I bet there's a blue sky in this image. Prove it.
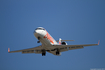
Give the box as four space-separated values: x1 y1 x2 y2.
0 0 105 70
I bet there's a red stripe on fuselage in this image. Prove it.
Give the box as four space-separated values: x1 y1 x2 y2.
43 31 54 44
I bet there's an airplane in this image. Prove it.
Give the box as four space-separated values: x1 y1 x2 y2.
8 27 100 56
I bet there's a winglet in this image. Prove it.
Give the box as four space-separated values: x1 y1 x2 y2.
8 48 10 53
98 40 100 45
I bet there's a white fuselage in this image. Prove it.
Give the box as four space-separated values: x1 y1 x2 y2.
33 27 60 55
33 28 58 47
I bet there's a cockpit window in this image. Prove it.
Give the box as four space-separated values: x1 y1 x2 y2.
35 28 45 30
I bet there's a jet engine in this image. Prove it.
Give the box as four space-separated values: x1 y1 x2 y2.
61 42 67 45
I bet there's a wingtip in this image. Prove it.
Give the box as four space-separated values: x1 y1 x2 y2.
8 48 10 53
98 40 100 45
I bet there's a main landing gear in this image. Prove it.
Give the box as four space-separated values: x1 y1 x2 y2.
56 49 60 55
42 50 46 56
56 51 60 55
42 53 46 56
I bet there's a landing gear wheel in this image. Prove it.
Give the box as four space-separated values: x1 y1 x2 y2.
56 51 59 55
37 37 40 43
42 50 46 56
37 41 40 43
42 53 46 56
38 37 40 40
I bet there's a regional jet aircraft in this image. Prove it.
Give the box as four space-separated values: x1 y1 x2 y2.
8 27 100 56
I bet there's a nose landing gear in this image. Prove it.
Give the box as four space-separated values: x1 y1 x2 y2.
37 37 40 43
37 41 40 43
38 37 40 40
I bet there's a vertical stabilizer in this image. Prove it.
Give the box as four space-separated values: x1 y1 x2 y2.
59 38 62 45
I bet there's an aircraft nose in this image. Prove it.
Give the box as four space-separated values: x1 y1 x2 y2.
33 30 40 34
35 30 38 33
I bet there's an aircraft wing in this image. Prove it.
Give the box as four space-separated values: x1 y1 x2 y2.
8 45 44 54
46 43 99 55
53 40 100 52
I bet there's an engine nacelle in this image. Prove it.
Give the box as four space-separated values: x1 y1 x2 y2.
61 42 67 45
